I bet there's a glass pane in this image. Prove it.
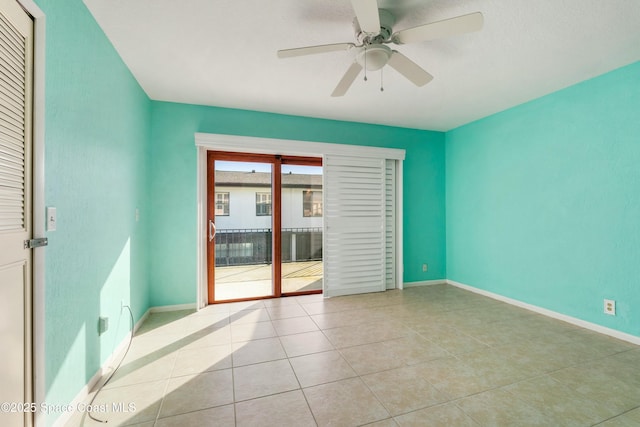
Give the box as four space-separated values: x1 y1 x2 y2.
214 160 273 300
281 164 323 294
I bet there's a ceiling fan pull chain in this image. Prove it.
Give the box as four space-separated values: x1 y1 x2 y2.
380 67 384 92
364 46 368 82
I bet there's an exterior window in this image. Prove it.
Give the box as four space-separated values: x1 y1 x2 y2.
256 192 272 216
303 190 322 217
215 192 229 216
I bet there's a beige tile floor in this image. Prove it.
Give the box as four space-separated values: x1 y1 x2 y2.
66 284 640 427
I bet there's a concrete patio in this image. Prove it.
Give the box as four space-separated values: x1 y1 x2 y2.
215 261 323 300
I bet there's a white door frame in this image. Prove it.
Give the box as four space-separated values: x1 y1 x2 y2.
195 133 405 308
15 1 46 426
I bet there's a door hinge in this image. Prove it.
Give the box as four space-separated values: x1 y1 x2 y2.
24 238 48 249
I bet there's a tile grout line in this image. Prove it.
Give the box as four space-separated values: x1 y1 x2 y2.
280 328 320 427
90 286 640 427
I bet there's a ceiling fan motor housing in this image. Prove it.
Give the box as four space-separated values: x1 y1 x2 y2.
353 9 395 44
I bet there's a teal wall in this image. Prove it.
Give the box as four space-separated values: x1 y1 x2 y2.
446 61 640 336
35 0 151 424
149 102 446 306
32 0 639 423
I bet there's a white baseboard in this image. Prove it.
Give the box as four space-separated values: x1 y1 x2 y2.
51 366 106 427
53 281 640 426
150 303 197 313
447 279 640 346
403 279 447 288
51 306 150 427
133 307 150 333
51 320 138 427
53 303 196 425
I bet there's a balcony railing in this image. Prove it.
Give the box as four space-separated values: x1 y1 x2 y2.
214 228 323 266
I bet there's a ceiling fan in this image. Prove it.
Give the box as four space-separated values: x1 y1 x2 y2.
277 0 483 97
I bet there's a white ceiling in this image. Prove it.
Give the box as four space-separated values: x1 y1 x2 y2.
84 0 640 131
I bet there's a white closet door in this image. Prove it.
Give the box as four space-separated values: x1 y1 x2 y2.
323 155 385 297
0 1 33 426
385 159 396 289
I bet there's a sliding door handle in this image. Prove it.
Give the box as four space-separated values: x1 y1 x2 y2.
209 220 216 241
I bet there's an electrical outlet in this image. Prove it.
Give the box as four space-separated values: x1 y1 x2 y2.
422 263 428 272
98 316 109 335
604 299 616 316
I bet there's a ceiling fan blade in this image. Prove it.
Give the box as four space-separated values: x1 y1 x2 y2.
278 43 355 58
387 51 433 87
393 12 483 45
331 62 363 97
351 0 380 34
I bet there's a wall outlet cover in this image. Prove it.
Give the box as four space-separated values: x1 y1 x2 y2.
604 299 616 316
98 316 109 335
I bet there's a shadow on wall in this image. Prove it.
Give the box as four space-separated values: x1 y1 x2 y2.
45 229 146 422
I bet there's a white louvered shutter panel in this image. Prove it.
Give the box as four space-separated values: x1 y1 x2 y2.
0 2 33 423
385 159 396 289
0 9 26 232
323 155 385 297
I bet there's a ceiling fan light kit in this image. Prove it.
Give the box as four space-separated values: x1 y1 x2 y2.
357 44 391 71
277 0 483 97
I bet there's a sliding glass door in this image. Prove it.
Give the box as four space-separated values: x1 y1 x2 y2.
207 152 323 303
211 158 274 301
281 162 323 294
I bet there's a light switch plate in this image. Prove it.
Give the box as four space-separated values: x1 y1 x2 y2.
46 207 57 231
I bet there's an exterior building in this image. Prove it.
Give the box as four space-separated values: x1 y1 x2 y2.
213 171 323 265
213 170 323 230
